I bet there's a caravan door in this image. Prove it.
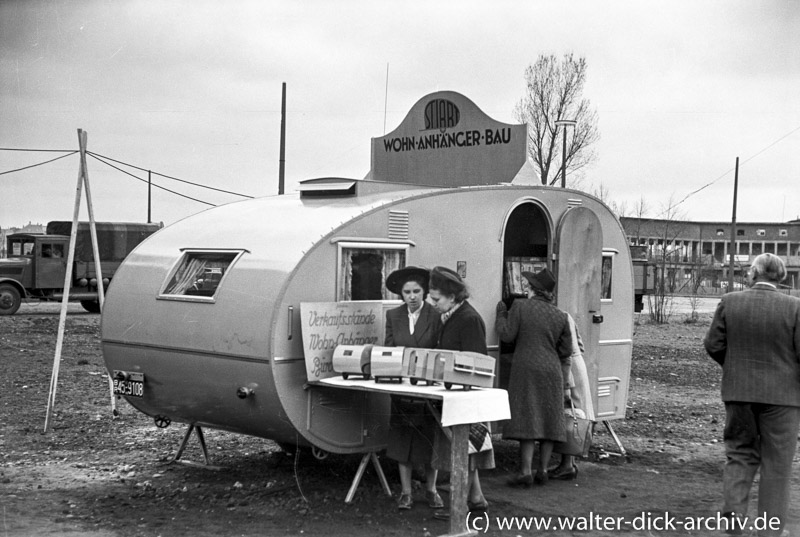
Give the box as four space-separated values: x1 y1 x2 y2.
555 206 603 411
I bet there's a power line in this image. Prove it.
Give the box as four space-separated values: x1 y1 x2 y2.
88 153 216 207
87 151 254 198
0 146 252 207
660 124 800 217
0 147 75 152
1 146 255 200
0 151 78 176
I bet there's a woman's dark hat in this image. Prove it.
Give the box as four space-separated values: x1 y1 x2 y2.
522 268 556 293
386 266 430 295
430 266 465 291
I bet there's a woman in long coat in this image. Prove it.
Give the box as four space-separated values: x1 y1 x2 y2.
383 266 443 511
495 268 572 485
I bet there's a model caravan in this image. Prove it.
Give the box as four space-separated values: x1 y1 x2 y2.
101 91 634 456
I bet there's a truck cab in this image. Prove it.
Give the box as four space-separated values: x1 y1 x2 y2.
0 234 70 315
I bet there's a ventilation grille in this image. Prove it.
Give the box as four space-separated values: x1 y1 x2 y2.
567 198 583 207
388 210 409 240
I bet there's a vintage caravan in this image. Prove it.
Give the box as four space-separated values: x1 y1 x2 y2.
102 91 634 457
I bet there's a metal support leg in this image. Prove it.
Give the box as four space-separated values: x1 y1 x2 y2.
345 452 392 503
167 424 222 470
601 420 628 458
370 452 393 498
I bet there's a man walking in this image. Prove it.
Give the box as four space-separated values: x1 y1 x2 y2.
704 253 800 536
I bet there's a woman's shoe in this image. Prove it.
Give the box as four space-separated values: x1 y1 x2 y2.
550 464 578 481
534 470 548 485
397 493 413 510
468 499 489 512
425 490 444 509
506 473 534 488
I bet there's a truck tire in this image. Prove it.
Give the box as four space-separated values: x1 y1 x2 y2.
80 300 101 313
0 284 21 315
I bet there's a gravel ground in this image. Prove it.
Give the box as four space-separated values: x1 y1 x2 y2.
2 304 799 537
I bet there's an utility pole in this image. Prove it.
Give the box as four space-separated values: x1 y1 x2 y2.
147 170 152 223
279 82 286 195
554 119 576 188
727 157 739 292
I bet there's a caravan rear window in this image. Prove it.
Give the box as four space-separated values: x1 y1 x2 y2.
160 250 244 301
337 243 408 301
601 251 615 301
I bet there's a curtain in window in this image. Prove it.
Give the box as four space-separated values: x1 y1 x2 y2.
601 256 613 299
165 258 208 295
340 248 405 301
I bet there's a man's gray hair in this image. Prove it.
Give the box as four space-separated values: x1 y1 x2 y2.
750 253 787 283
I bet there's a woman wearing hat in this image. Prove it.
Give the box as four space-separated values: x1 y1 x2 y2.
428 266 493 517
384 266 444 511
495 268 573 486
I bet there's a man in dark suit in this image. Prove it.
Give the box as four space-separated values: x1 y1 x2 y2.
704 253 800 537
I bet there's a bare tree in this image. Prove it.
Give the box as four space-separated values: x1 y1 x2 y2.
646 196 687 324
514 53 600 187
592 181 628 217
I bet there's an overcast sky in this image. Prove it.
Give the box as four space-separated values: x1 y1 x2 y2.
2 0 799 229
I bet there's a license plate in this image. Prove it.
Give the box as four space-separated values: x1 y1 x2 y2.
113 371 144 398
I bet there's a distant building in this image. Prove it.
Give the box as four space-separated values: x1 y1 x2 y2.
620 217 800 291
0 222 45 257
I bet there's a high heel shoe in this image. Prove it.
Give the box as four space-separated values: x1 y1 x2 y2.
505 473 534 488
468 499 489 512
550 464 579 481
534 470 548 485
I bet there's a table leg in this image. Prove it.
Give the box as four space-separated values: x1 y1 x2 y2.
440 424 477 537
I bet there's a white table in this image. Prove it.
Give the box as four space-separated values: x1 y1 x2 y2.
315 377 510 537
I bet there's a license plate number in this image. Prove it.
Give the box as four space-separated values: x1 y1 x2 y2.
113 371 144 398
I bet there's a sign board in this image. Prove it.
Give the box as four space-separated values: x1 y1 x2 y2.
370 91 529 187
300 302 384 382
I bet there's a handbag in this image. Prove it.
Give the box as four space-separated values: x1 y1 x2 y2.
467 422 493 454
553 398 592 457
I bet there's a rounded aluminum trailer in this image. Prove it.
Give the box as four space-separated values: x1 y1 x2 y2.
102 183 634 454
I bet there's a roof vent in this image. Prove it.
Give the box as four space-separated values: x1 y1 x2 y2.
388 210 409 240
298 178 357 197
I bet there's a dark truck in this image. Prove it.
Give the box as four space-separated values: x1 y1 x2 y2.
0 221 161 315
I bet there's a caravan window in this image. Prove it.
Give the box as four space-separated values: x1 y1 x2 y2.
159 250 244 301
337 243 408 301
601 251 615 301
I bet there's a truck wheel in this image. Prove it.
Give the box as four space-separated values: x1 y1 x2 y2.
80 300 101 313
0 284 21 315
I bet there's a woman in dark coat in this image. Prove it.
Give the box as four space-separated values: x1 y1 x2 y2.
383 266 443 511
495 268 572 486
428 266 493 518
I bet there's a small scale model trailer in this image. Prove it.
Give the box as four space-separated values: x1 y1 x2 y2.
428 350 496 391
332 344 373 380
368 346 405 383
102 91 634 457
403 348 435 386
0 221 161 315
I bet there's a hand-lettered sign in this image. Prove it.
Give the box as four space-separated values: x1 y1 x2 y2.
300 302 384 381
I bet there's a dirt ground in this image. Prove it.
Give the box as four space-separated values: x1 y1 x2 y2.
2 302 799 537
